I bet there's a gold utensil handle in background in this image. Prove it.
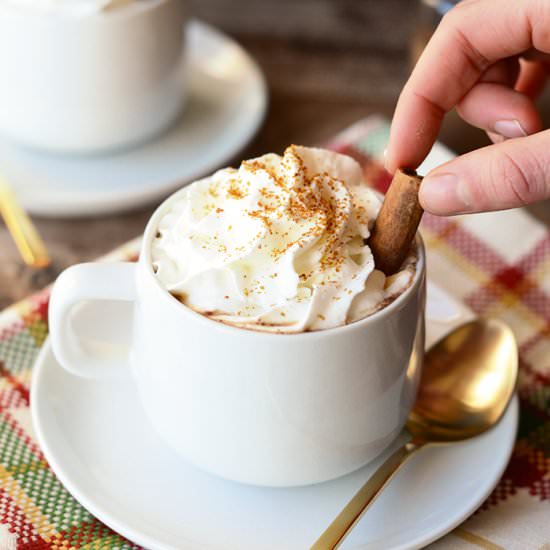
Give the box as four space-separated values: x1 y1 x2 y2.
0 178 51 268
310 442 419 550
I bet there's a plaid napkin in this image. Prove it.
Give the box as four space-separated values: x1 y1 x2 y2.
1 117 549 550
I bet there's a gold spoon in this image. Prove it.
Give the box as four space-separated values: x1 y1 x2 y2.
311 318 518 550
0 177 51 269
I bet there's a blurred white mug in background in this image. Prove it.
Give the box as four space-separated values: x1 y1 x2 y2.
0 0 187 154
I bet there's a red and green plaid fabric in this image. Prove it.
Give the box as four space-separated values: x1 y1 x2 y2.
1 118 550 549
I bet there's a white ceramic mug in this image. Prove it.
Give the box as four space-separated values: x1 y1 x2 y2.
0 0 186 153
49 189 426 487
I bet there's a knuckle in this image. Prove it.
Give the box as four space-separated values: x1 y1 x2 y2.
488 148 543 207
439 7 490 75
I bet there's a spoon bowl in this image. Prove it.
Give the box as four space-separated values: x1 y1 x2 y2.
408 318 518 442
312 318 518 550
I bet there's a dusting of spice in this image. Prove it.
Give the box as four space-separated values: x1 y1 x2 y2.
152 145 417 333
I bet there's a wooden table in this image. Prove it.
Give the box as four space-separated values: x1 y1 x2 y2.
1 0 549 308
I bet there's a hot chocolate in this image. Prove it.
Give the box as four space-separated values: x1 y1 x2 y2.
152 146 416 333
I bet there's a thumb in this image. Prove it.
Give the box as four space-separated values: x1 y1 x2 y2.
419 130 550 215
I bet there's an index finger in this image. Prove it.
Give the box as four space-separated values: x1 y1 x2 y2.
386 0 544 173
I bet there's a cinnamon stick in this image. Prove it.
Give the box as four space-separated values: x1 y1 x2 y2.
368 168 424 276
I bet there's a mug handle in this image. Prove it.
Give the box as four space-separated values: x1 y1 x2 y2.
48 262 136 379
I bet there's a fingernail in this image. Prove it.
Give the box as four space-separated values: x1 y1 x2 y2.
493 119 528 139
419 173 472 215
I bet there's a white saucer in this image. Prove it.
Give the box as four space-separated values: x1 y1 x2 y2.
1 20 267 218
30 284 518 550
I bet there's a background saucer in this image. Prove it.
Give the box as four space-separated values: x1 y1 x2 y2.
0 20 267 218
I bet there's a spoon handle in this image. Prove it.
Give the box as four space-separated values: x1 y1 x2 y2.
0 178 51 268
310 441 420 550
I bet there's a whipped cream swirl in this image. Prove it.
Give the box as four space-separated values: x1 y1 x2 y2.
152 146 415 333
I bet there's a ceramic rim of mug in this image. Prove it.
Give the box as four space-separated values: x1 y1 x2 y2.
141 185 426 340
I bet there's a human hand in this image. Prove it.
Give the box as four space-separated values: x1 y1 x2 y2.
386 0 550 215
